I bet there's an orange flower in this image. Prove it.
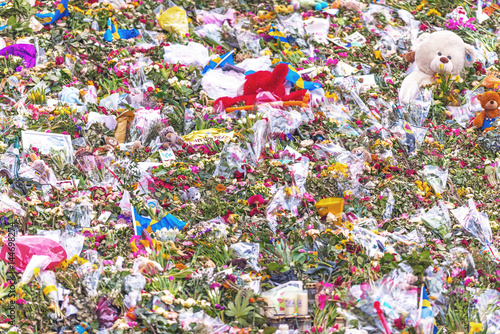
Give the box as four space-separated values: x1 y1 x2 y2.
175 263 187 270
215 184 226 192
249 297 255 303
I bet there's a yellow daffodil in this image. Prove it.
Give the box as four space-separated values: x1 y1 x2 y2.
469 322 483 333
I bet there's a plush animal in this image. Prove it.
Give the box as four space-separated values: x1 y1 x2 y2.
74 322 89 334
214 63 307 110
472 91 500 132
332 0 366 11
159 126 184 149
352 147 372 163
399 31 476 104
180 187 201 202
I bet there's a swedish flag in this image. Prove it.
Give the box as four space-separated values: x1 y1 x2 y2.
36 0 69 25
419 285 438 334
202 50 234 75
133 207 187 235
280 62 322 91
268 24 288 43
104 18 139 42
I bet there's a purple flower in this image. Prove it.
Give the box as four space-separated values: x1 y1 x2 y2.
210 283 221 290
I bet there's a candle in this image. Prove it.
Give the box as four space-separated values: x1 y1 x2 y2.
284 292 296 315
297 292 309 315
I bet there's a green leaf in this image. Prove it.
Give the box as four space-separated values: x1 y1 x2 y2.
267 262 281 272
382 253 393 262
420 249 430 259
263 328 277 334
7 16 16 26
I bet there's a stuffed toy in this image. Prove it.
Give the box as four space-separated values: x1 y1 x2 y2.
399 31 475 104
74 322 89 334
472 91 500 132
214 63 307 110
352 147 372 163
159 126 184 149
332 0 366 11
180 187 201 202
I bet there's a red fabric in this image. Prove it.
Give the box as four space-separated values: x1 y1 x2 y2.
214 63 307 110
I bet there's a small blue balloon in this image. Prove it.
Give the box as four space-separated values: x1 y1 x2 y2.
315 3 322 10
321 2 328 8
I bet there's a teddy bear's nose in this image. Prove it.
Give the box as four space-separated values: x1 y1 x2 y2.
440 57 449 64
490 101 495 105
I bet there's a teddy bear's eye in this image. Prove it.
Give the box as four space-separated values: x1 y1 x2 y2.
447 56 451 60
438 52 442 56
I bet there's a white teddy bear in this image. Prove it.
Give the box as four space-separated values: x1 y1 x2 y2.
399 30 476 104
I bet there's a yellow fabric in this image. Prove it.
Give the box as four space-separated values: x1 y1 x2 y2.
57 3 66 13
43 285 57 296
421 300 431 308
182 128 235 144
158 6 188 36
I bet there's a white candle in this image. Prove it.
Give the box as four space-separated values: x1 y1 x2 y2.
284 292 296 315
297 292 309 315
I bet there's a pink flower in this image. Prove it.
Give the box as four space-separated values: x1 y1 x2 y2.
338 52 348 57
350 266 357 274
16 299 27 305
317 294 328 310
190 165 199 173
248 194 264 207
326 58 339 66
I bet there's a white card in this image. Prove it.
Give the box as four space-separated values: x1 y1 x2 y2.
159 149 176 162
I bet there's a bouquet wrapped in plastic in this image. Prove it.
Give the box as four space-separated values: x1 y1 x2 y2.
452 199 500 262
342 263 419 334
37 270 64 318
421 201 452 240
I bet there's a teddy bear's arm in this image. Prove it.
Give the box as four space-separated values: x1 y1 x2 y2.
399 69 435 104
472 111 486 128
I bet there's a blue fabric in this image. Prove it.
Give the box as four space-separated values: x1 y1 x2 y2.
133 206 186 235
36 0 69 25
482 117 498 130
279 62 322 90
202 51 234 75
104 18 139 42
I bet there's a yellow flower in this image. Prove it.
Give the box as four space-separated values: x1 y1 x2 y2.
469 322 483 333
447 276 452 284
373 50 383 61
48 116 55 121
335 244 343 250
426 8 441 16
345 222 354 230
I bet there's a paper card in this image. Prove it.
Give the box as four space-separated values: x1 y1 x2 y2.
159 149 176 162
21 130 74 162
345 32 367 45
97 211 112 223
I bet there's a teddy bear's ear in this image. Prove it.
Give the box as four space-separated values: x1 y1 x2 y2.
411 33 431 52
464 44 476 67
477 94 483 102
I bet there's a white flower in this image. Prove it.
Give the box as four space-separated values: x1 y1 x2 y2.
161 291 175 304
